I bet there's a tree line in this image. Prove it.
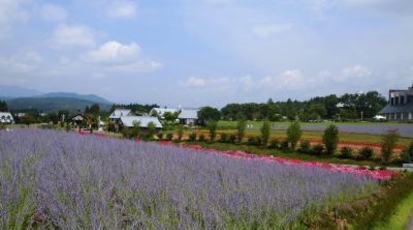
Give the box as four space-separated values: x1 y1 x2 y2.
199 91 387 124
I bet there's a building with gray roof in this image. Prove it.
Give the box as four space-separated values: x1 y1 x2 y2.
178 109 199 125
379 84 413 121
120 116 163 129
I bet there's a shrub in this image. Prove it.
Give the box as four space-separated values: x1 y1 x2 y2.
280 140 289 151
188 132 197 142
322 124 339 156
298 140 312 154
269 139 280 149
401 141 413 163
166 133 173 141
312 144 324 156
247 136 262 146
247 136 256 145
286 121 302 150
358 147 374 160
198 134 205 142
219 133 228 142
177 126 184 141
260 120 271 147
156 132 164 141
229 134 237 143
208 121 218 141
236 119 247 143
255 136 263 146
338 146 353 159
380 129 399 165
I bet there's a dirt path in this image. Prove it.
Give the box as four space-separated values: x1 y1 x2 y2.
407 219 413 230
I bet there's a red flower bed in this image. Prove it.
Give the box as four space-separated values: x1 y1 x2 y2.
174 143 400 181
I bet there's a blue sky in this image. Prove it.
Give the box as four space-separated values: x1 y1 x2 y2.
0 0 412 108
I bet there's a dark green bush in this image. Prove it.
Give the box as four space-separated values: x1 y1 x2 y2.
219 133 228 142
229 134 237 143
312 144 324 156
188 132 197 142
338 146 353 159
322 124 339 155
298 140 311 154
198 134 205 142
358 147 374 160
268 139 280 149
280 140 289 151
156 133 164 141
166 133 173 141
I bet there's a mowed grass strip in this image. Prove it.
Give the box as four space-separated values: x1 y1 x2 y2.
373 190 413 230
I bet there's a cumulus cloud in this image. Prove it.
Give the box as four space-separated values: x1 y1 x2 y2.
52 24 95 48
252 24 292 38
107 0 137 19
39 4 67 22
83 41 141 64
82 41 161 72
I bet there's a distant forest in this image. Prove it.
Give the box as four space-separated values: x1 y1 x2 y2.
1 90 387 123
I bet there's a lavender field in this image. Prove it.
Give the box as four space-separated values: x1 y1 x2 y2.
0 130 378 229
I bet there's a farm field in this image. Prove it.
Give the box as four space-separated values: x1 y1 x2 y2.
0 129 402 229
217 121 413 138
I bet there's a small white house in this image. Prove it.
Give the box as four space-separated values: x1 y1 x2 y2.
120 116 163 130
178 109 199 125
0 112 14 124
109 109 132 121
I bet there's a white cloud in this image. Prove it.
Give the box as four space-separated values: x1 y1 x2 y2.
83 41 141 64
107 0 137 19
252 24 292 38
0 0 29 35
39 4 67 22
0 52 42 73
337 65 373 81
82 41 161 72
52 24 95 48
180 76 232 88
181 76 206 87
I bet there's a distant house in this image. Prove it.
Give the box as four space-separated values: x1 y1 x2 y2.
379 84 413 121
149 108 179 118
120 116 163 131
0 112 14 124
178 109 199 125
109 109 132 122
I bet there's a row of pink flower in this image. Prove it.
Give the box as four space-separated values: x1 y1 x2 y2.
162 142 400 181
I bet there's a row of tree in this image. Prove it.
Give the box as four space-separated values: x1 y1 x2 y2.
198 91 387 124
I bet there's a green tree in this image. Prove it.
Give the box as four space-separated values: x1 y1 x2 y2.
380 129 399 164
236 119 247 143
208 120 218 141
177 125 184 141
198 106 220 126
146 121 157 140
260 120 271 146
322 124 339 155
0 100 8 111
287 121 302 150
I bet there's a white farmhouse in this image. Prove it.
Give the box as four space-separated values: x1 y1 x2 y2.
0 112 14 124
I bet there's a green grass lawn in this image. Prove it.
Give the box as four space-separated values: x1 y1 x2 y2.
373 190 413 230
194 128 412 147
